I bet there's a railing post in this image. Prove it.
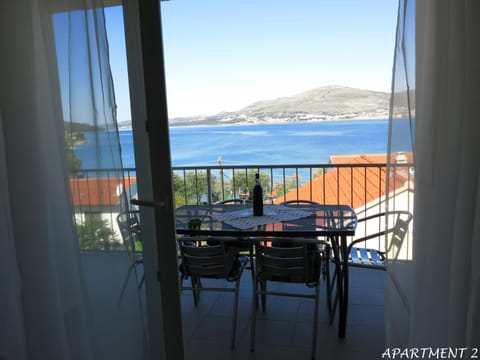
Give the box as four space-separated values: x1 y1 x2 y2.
206 168 212 204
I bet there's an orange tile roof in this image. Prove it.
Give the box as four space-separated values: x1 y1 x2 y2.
70 177 136 207
277 153 413 209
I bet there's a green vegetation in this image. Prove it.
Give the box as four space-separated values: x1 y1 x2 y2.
76 218 121 250
64 121 104 133
173 171 216 206
171 169 304 206
264 174 305 199
64 121 103 176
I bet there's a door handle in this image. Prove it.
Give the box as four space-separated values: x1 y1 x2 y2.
130 198 166 208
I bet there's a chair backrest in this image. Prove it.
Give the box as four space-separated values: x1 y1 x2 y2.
279 200 320 206
385 210 413 261
348 210 413 266
215 199 244 204
117 211 141 252
178 236 240 279
255 238 322 286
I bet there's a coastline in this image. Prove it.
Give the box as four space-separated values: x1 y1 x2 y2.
117 116 388 130
118 117 388 131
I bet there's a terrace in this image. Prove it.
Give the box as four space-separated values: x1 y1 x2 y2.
75 157 413 359
83 250 386 360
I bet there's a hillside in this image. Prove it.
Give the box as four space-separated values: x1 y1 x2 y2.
169 85 390 126
242 85 389 115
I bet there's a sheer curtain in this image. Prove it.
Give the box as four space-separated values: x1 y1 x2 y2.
0 1 142 359
386 0 480 347
385 0 416 346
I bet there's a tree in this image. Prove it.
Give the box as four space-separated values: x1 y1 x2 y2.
272 174 301 198
64 121 101 177
172 170 217 206
76 217 121 250
64 126 84 176
226 170 271 200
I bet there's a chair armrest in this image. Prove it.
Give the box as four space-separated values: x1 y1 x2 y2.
347 229 387 251
356 212 387 224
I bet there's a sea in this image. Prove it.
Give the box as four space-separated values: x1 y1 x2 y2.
75 119 396 169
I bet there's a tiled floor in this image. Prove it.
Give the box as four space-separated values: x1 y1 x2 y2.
82 252 386 360
180 264 386 360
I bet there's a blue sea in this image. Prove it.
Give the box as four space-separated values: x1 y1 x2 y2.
76 119 395 169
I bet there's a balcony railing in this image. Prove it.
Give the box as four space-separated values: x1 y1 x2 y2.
71 162 414 252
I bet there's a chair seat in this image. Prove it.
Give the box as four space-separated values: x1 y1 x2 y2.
251 237 325 360
179 254 248 281
349 247 385 270
178 236 248 350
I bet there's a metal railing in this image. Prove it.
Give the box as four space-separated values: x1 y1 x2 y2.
71 162 414 252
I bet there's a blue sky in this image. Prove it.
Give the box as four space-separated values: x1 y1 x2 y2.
106 1 398 121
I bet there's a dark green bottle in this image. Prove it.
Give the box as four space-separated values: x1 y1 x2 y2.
253 173 263 216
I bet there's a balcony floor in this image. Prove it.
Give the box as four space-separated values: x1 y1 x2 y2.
82 251 385 360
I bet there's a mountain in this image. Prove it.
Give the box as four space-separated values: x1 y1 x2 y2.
168 85 390 126
242 85 389 115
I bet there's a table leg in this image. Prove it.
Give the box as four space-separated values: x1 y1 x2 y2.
339 235 349 338
330 234 349 338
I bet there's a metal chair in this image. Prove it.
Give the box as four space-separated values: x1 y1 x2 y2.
250 237 327 360
214 199 256 286
326 210 413 322
214 198 244 205
279 199 321 206
178 236 248 350
117 211 144 306
278 200 330 279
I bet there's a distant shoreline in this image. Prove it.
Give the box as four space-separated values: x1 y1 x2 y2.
119 116 394 130
117 117 389 131
118 117 388 131
170 116 388 128
117 85 395 129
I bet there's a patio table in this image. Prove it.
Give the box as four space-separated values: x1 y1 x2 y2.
175 203 357 338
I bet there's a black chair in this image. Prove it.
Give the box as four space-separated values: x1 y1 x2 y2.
250 237 327 360
117 211 144 306
278 200 330 278
214 198 244 205
178 236 248 350
214 199 256 285
279 199 321 206
326 210 413 322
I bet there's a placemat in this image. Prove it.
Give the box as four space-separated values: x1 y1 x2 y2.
209 204 314 230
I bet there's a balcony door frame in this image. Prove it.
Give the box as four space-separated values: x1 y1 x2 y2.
123 1 183 359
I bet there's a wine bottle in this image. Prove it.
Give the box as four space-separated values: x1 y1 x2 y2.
253 173 263 216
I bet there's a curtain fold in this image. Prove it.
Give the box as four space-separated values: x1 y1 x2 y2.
0 112 27 360
385 0 416 346
412 0 480 347
0 1 139 359
0 1 94 358
386 0 480 347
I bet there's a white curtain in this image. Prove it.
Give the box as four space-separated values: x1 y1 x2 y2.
0 1 136 359
385 0 416 345
386 0 480 347
0 1 93 358
412 0 480 346
0 112 28 360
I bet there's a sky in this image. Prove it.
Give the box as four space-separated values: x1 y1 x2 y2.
106 1 399 121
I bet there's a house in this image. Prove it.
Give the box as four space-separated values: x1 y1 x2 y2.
70 176 137 213
278 152 413 212
278 152 414 255
70 176 137 238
